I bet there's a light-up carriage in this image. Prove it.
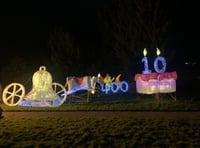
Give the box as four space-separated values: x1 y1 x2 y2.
2 66 67 107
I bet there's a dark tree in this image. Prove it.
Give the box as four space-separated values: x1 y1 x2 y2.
0 56 30 87
97 0 175 72
48 27 81 80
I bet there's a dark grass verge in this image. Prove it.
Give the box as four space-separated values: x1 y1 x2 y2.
0 93 200 112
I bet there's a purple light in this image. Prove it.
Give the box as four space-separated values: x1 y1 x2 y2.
136 79 176 94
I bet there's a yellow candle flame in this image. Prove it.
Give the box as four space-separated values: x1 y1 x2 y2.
143 48 147 56
156 48 160 56
98 73 101 78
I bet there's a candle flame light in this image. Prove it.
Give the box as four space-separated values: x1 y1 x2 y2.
143 48 147 56
98 73 101 78
156 48 160 56
154 48 166 73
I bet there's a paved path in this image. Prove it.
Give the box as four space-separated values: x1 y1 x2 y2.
2 111 200 119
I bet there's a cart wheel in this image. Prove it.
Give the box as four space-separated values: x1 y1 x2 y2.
48 82 67 107
2 83 25 106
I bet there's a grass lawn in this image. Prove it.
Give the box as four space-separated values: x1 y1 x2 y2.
0 93 200 147
1 93 200 112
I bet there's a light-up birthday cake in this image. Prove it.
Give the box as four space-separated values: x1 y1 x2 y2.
134 72 177 94
134 48 178 94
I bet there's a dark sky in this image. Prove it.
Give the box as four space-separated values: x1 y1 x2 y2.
0 1 103 62
0 1 199 64
173 1 200 60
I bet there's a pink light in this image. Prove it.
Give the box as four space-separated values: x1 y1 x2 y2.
135 79 176 94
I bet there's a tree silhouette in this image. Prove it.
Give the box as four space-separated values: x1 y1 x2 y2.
97 0 175 72
0 56 30 87
48 27 81 80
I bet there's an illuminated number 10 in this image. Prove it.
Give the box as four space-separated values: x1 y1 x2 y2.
142 48 166 74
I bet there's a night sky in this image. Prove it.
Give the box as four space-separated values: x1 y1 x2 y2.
0 1 199 66
173 1 200 61
0 1 102 62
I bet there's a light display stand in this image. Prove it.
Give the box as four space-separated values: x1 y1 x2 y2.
135 48 177 101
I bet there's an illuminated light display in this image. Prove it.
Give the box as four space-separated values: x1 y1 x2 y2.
25 66 58 101
101 81 129 94
101 85 109 94
159 79 176 93
99 73 129 94
65 75 100 95
110 82 119 93
2 66 67 107
120 81 129 93
135 48 178 94
135 72 177 94
103 73 115 87
19 66 67 107
115 74 121 86
154 48 166 73
2 67 103 107
142 48 166 73
142 48 152 74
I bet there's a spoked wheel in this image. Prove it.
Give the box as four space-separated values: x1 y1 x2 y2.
2 83 25 106
47 82 67 107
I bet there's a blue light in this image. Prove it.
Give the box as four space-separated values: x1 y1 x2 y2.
101 81 129 94
111 82 119 93
142 57 152 74
154 56 166 73
120 81 129 93
101 85 110 94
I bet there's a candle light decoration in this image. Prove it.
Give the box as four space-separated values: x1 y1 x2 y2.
134 48 177 94
142 48 152 74
154 48 166 73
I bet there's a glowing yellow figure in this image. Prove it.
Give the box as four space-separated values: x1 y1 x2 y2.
103 73 115 87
